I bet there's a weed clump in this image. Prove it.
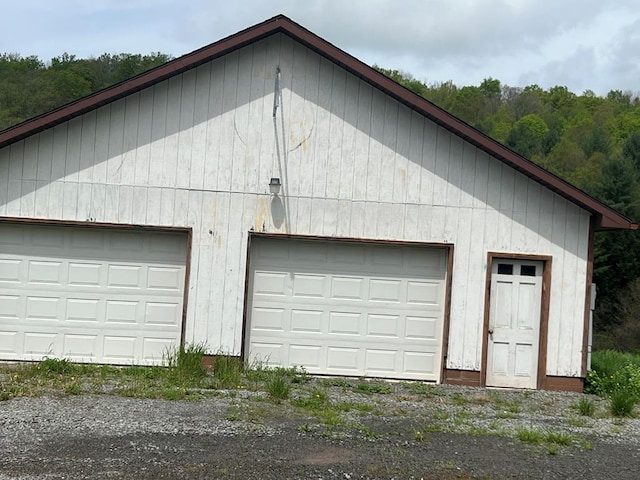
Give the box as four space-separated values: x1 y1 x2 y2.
166 343 208 381
575 397 596 417
265 369 291 402
38 357 75 376
211 355 242 389
610 389 635 417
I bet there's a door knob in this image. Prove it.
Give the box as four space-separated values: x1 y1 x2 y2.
488 329 494 336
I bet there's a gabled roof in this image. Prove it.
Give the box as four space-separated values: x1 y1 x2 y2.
0 15 635 230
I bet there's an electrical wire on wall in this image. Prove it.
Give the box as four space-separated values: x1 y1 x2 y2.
272 65 292 233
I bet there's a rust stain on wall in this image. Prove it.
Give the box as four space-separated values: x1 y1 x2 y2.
254 195 270 232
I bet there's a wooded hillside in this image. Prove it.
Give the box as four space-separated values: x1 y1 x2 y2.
0 53 638 349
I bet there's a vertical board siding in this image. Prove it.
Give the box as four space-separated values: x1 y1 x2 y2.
0 33 590 377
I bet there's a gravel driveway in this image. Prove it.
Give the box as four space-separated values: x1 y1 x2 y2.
1 383 639 479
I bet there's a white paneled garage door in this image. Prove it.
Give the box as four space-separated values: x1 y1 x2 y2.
0 223 188 365
246 237 448 381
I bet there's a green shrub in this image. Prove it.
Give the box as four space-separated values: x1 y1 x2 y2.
586 350 640 398
610 389 636 417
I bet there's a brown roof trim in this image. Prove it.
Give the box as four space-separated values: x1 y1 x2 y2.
0 15 635 230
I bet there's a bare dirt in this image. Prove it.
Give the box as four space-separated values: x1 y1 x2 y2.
1 384 639 479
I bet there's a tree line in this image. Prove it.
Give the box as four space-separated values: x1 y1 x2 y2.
0 52 170 129
0 53 638 349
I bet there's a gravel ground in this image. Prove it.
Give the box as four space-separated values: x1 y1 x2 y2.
1 383 640 479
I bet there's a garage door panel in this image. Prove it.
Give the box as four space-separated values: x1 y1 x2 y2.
369 279 402 302
407 281 442 305
0 224 187 365
366 314 400 338
0 225 25 246
31 227 65 248
0 331 19 354
68 263 102 286
63 334 98 358
66 298 100 322
290 309 323 333
329 245 366 265
292 274 325 298
0 294 21 319
26 296 61 320
292 242 328 263
328 312 361 335
247 239 447 381
405 248 444 270
404 351 436 375
252 307 286 331
102 336 136 361
330 276 363 300
253 271 287 296
405 316 438 339
142 337 175 362
0 259 21 281
144 302 182 326
28 260 63 284
249 342 284 367
327 347 359 371
105 299 139 324
147 266 183 291
110 232 144 253
289 345 322 368
70 229 105 250
107 265 142 288
23 332 60 356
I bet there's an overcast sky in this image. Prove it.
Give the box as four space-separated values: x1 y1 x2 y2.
2 0 639 97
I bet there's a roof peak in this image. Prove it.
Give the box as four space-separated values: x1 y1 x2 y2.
0 15 634 230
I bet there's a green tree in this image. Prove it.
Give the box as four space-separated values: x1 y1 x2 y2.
505 113 549 158
623 132 640 171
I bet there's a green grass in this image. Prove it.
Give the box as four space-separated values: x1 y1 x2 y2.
405 382 434 395
38 357 75 375
352 381 393 395
210 354 243 389
265 369 291 402
574 397 596 416
516 427 574 453
166 343 208 381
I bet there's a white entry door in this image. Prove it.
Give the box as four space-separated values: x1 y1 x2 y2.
486 259 543 389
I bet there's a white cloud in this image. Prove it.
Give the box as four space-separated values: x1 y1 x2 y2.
1 0 639 95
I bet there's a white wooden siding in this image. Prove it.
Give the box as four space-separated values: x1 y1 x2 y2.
0 34 590 376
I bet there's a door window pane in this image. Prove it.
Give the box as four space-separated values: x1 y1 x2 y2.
520 265 536 276
497 264 513 275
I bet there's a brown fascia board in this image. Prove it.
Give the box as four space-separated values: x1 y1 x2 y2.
0 15 636 231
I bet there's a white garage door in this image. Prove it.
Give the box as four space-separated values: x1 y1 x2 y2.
246 238 448 381
0 223 188 365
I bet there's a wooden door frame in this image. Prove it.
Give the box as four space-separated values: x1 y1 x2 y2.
480 252 552 389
